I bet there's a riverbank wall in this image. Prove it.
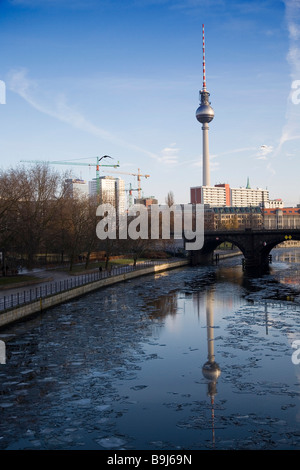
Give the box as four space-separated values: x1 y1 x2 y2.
0 260 189 328
216 250 242 260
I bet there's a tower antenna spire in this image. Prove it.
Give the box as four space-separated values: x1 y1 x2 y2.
202 23 206 90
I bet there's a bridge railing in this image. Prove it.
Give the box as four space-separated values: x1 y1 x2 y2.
204 227 300 233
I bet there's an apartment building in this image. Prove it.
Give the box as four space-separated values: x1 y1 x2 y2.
191 182 269 207
89 176 126 213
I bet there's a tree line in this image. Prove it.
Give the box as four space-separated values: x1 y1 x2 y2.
0 164 175 274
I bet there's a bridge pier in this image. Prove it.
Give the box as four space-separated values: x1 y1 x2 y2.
242 254 270 270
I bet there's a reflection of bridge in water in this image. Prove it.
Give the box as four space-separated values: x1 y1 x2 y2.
273 250 300 264
190 229 300 269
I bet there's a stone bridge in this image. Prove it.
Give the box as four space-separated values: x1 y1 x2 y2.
190 228 300 269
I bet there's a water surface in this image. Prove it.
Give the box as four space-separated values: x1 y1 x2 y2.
0 249 299 450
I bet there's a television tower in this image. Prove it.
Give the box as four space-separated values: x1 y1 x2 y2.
196 24 214 186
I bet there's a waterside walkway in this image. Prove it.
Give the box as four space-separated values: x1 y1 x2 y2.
0 259 189 328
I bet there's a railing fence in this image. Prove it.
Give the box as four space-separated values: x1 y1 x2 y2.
0 260 171 313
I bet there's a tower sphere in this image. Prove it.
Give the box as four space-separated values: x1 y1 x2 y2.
202 361 221 381
196 102 214 124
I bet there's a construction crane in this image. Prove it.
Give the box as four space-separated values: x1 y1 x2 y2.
125 183 139 207
101 168 150 199
20 156 120 197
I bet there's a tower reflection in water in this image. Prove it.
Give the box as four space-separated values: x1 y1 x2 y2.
147 283 222 445
202 291 221 445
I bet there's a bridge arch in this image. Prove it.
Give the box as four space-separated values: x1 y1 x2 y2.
200 236 245 256
190 233 246 266
190 229 300 269
260 235 300 259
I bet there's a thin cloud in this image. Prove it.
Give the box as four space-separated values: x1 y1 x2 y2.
288 22 300 40
7 68 158 161
159 143 180 165
256 144 273 160
192 144 276 177
191 146 257 168
273 0 300 156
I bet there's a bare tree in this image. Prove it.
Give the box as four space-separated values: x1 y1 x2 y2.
14 164 68 268
0 167 30 245
165 191 175 207
82 194 100 269
0 167 33 274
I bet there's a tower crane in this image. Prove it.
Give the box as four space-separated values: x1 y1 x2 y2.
125 183 139 207
101 168 150 199
20 156 120 197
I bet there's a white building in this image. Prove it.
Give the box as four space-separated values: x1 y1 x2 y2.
264 199 284 209
64 179 89 199
191 181 270 208
230 187 269 207
89 176 125 213
191 185 228 206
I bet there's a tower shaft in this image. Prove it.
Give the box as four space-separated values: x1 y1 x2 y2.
202 122 210 186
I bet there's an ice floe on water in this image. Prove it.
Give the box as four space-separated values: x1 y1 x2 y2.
0 249 299 449
96 437 127 448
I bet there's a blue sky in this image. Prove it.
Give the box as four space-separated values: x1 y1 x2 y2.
0 0 299 205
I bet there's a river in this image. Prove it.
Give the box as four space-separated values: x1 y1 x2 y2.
0 248 299 450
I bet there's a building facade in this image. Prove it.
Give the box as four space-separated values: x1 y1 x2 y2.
231 187 269 207
135 197 158 208
64 179 89 199
191 185 229 206
264 199 284 209
89 176 126 213
204 206 263 230
191 182 270 208
202 206 300 231
263 207 300 229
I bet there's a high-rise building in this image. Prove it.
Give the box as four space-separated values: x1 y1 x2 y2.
64 179 89 199
190 181 270 207
230 186 269 207
190 185 229 206
89 176 125 213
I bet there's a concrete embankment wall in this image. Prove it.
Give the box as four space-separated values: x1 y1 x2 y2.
0 260 188 328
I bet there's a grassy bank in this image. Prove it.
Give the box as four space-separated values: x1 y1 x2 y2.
0 275 40 288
